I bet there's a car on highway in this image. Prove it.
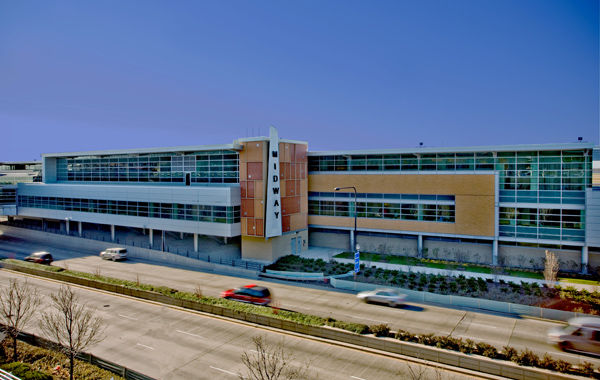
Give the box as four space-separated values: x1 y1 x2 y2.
100 247 128 261
220 284 272 306
548 317 600 355
356 288 406 307
24 251 54 265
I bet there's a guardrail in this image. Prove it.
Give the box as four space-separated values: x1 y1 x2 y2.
0 368 20 380
1 328 153 380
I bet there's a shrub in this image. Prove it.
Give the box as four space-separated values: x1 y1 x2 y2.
459 339 475 354
370 324 390 337
0 363 52 380
416 333 435 346
554 360 572 373
579 362 595 377
538 353 557 371
502 346 519 362
434 336 462 351
395 330 417 342
327 320 370 334
516 349 539 367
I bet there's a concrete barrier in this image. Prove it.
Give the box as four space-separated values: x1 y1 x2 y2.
0 261 586 380
330 277 583 322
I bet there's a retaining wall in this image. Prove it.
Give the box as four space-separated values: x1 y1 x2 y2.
0 225 259 278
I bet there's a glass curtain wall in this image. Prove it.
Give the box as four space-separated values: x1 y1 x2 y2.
56 150 239 184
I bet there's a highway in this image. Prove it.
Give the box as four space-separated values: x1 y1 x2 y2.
0 270 483 380
1 231 599 369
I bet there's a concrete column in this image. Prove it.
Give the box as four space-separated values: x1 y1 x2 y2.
78 221 82 237
350 230 355 252
42 219 46 231
492 239 498 266
582 246 589 274
224 237 228 244
180 231 184 240
193 233 198 252
149 229 153 248
417 235 423 257
110 224 115 242
65 220 70 235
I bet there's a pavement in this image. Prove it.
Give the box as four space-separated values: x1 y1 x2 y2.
1 270 484 380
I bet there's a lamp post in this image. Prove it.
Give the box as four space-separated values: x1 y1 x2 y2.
334 186 359 278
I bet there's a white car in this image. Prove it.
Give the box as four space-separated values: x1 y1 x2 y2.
357 288 407 307
100 247 128 261
548 317 600 355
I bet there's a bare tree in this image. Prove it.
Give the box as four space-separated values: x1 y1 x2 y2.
239 335 312 380
40 285 105 380
544 250 560 286
0 278 41 361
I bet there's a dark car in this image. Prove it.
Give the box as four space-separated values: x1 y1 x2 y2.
220 284 272 306
24 251 53 265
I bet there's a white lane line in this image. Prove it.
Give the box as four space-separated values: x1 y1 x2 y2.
351 376 367 380
136 343 154 350
176 329 204 339
469 322 497 329
209 366 237 376
118 314 138 320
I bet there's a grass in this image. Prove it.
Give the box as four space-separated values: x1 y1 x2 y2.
559 278 600 286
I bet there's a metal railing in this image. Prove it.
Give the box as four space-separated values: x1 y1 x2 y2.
2 221 264 272
0 368 20 380
13 329 154 380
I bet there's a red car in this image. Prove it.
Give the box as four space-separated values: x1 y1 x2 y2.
24 251 54 265
220 284 272 306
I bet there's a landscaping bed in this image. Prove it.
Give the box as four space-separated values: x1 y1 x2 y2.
0 339 125 380
267 255 600 314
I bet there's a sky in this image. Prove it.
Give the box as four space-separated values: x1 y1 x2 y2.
1 0 598 161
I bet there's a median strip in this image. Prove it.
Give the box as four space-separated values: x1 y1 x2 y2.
0 259 593 380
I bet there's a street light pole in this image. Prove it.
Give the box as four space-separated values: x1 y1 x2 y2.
334 186 359 279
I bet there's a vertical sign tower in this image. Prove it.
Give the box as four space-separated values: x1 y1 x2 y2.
265 126 282 238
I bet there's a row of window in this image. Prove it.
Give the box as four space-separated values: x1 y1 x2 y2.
309 150 592 193
0 188 16 205
499 207 585 242
308 200 456 223
18 195 240 224
56 151 239 184
308 192 455 201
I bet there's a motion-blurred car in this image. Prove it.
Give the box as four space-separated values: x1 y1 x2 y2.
548 317 600 355
357 288 406 307
220 284 272 306
100 247 128 261
24 251 53 265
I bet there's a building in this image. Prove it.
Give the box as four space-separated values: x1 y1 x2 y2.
0 161 42 215
4 128 600 272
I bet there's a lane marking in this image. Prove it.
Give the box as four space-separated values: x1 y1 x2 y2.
209 366 237 376
176 329 204 339
351 376 367 380
119 314 138 320
469 322 497 329
136 343 154 350
341 314 401 324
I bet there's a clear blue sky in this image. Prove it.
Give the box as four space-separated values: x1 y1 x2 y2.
1 0 598 161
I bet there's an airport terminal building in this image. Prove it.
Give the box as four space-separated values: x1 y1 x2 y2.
4 128 600 272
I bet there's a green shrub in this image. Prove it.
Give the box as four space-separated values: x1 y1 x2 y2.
327 320 370 334
459 339 475 353
394 330 416 342
369 324 390 337
1 362 52 380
